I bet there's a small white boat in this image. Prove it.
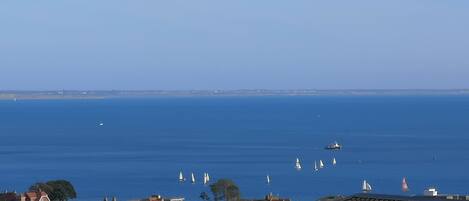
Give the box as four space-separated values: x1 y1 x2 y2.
424 187 438 196
314 161 319 171
325 141 342 150
319 160 324 169
332 157 337 166
99 122 104 126
295 158 302 170
266 175 271 185
179 171 185 182
362 180 372 193
402 177 409 192
206 173 210 182
191 173 196 184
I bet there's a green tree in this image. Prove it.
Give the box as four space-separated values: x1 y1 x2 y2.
29 180 77 201
210 179 240 201
200 192 210 201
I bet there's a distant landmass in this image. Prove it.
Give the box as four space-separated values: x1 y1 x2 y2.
1 89 469 100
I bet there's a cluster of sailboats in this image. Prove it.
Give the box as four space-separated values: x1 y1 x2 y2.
361 177 409 193
178 171 211 185
264 157 337 185
176 140 412 195
294 157 336 172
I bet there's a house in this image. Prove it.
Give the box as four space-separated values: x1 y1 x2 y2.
20 191 51 201
341 193 469 201
242 193 291 201
0 191 50 201
141 195 185 201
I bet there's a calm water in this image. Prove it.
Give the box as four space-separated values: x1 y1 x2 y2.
1 96 469 201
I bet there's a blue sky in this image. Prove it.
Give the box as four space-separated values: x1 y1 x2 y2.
1 1 468 90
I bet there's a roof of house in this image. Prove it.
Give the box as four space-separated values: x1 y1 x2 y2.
344 193 469 201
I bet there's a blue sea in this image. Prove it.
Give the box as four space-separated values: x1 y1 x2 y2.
1 96 469 201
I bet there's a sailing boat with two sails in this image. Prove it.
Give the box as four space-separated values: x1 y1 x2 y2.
362 180 372 193
203 173 211 185
295 158 302 170
319 160 325 169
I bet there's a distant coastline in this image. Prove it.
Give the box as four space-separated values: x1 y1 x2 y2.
1 89 469 100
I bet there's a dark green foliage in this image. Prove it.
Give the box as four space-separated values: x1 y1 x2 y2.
210 179 240 201
29 180 77 201
317 195 346 201
0 192 18 201
200 192 210 201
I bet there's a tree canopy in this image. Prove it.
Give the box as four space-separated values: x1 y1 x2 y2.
210 179 240 201
29 180 77 201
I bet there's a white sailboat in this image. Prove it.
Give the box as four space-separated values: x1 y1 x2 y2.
314 161 319 171
332 157 337 166
319 160 324 169
191 173 196 184
362 180 372 193
402 177 409 192
203 173 208 185
206 173 210 182
266 175 271 185
295 158 302 170
179 171 185 182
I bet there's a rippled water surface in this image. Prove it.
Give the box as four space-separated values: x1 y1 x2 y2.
1 96 469 201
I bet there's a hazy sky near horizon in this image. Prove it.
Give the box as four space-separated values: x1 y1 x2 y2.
1 1 469 90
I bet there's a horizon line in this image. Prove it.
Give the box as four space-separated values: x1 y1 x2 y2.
2 88 469 91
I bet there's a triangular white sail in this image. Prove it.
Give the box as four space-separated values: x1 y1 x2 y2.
332 158 337 166
266 175 271 184
206 173 210 182
191 172 196 183
402 177 409 192
203 173 208 184
362 180 372 192
367 183 372 191
179 171 185 182
314 161 319 171
295 158 302 170
319 160 324 168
